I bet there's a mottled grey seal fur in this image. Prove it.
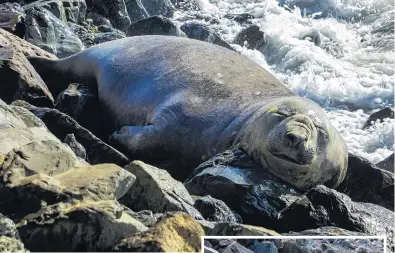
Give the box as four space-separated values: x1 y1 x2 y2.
29 35 348 190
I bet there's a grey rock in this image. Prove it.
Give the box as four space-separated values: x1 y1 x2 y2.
64 133 87 160
208 222 279 236
181 22 234 50
63 0 87 23
0 99 27 129
233 24 265 49
0 236 29 252
127 15 186 37
10 105 48 130
124 0 149 23
24 7 84 58
224 13 255 24
85 0 131 30
0 213 19 239
12 100 130 167
0 3 25 37
121 161 203 220
194 195 238 222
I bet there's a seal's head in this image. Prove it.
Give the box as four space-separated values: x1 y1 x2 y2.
240 96 348 190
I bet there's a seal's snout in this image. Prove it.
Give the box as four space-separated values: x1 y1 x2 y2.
285 132 307 148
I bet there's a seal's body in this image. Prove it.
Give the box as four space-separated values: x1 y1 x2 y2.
29 35 348 190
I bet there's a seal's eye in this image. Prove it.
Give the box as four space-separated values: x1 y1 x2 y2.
271 112 287 118
317 126 329 139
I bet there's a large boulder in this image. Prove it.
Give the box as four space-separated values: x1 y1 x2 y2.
126 15 186 37
12 100 130 166
363 107 394 129
376 153 394 172
24 6 84 57
0 28 54 106
121 161 203 220
233 24 265 50
337 153 394 210
113 212 204 252
85 0 131 30
124 0 149 23
17 200 148 251
193 195 238 223
140 0 175 17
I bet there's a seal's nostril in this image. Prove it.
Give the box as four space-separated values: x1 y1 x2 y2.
286 133 296 145
286 132 306 147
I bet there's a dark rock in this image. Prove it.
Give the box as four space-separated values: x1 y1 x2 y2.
0 3 25 37
64 133 87 160
124 209 161 227
194 195 238 222
85 0 131 30
85 11 111 27
375 153 394 172
126 15 186 37
185 149 301 228
113 212 204 252
233 24 265 49
124 0 149 23
23 0 68 22
363 107 394 129
55 83 101 135
24 7 84 58
0 28 54 107
11 100 130 166
277 185 394 249
337 153 394 210
18 200 148 251
224 13 255 24
91 30 125 43
181 22 234 50
121 161 203 220
140 0 175 17
283 226 368 236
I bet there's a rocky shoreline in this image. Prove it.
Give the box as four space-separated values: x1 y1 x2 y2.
0 0 394 252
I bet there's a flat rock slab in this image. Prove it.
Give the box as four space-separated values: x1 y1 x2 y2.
207 222 279 236
113 212 204 252
121 161 203 220
17 200 148 251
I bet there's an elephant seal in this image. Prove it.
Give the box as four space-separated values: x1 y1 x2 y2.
29 35 348 190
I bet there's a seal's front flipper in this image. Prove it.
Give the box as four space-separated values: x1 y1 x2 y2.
109 125 166 161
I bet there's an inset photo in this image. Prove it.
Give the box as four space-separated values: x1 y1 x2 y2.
203 237 386 253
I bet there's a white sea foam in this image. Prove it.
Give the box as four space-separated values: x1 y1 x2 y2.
172 0 394 163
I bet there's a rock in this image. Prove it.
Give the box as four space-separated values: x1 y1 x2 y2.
63 0 87 24
224 13 255 24
0 99 27 129
194 195 238 222
180 22 234 50
17 200 148 251
208 222 279 236
185 149 301 228
0 28 54 106
283 226 369 236
9 105 48 130
233 24 265 49
126 16 186 37
0 3 25 37
0 236 28 252
250 241 278 253
12 100 130 167
64 133 87 160
208 239 253 253
91 31 125 44
124 0 149 23
113 212 204 252
23 0 68 23
337 153 394 210
55 83 101 135
0 213 19 239
85 0 131 30
123 209 161 227
170 0 200 11
24 7 84 58
363 107 394 129
140 0 175 17
121 161 203 220
277 185 394 249
375 153 394 172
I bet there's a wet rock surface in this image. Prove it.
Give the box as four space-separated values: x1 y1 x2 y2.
233 24 265 49
127 15 186 37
